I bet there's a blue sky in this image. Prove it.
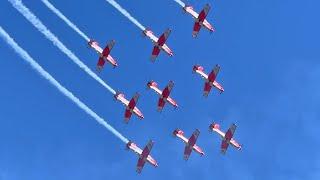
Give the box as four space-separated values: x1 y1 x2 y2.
0 0 319 179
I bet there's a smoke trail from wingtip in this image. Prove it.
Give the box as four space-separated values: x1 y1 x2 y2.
8 0 116 95
41 0 90 42
173 0 185 7
105 0 145 31
0 26 128 144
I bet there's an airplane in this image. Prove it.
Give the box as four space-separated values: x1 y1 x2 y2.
209 122 242 154
126 140 158 173
193 64 224 97
183 3 215 37
172 129 205 160
142 28 173 61
114 92 144 123
88 39 118 71
147 80 178 111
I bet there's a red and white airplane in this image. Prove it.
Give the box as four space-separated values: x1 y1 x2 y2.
173 129 205 160
147 80 178 111
88 39 118 71
126 140 158 173
142 28 173 61
193 64 224 96
114 92 144 123
183 3 215 37
209 123 242 154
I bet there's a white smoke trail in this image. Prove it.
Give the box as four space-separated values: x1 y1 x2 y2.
8 0 116 95
0 26 128 144
173 0 185 7
41 0 90 42
105 0 145 31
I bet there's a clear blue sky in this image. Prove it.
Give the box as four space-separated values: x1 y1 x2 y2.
0 0 319 179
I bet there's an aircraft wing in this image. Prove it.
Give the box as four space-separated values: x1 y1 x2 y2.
184 145 193 160
221 139 229 154
151 46 161 61
225 124 237 140
136 158 146 173
157 98 166 112
162 81 174 97
96 57 105 72
101 40 115 57
208 64 220 82
220 124 237 154
126 93 143 119
142 140 154 161
128 93 139 108
124 108 133 123
198 4 211 22
192 22 202 38
204 82 212 97
137 140 157 173
188 129 200 148
157 29 171 46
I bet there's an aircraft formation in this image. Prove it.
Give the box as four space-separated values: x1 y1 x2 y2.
3 0 243 174
85 2 243 173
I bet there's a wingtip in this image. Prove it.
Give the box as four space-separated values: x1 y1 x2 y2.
124 117 130 122
150 55 157 62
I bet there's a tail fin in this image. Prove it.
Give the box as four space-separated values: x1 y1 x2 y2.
142 27 152 37
114 91 124 100
209 122 220 131
193 65 204 72
147 80 158 89
173 128 184 136
126 140 133 150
